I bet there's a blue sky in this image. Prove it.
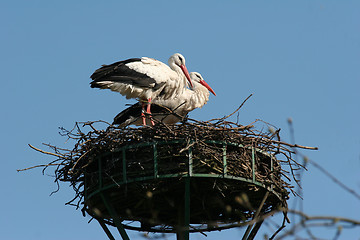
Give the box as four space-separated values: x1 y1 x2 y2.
2 1 360 239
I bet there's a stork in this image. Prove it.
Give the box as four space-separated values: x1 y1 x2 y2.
113 72 216 126
90 53 193 125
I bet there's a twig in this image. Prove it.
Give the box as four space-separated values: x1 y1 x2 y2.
222 93 253 119
270 140 318 150
28 144 66 159
276 209 360 240
17 163 62 172
308 158 360 200
208 93 253 123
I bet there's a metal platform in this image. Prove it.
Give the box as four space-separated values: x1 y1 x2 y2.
83 140 285 240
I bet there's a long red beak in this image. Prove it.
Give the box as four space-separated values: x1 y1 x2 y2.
180 64 193 88
200 79 216 96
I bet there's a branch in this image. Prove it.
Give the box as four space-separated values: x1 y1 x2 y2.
207 93 253 122
28 144 66 159
17 163 62 172
289 209 360 225
276 209 360 240
270 140 318 150
308 158 360 201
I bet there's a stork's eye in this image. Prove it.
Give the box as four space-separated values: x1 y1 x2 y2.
178 56 183 62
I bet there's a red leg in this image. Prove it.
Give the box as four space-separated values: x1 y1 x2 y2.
147 98 155 126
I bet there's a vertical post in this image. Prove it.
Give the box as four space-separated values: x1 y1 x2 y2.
153 142 158 178
177 177 190 240
96 218 116 240
177 145 192 240
122 148 127 183
84 171 87 202
251 147 255 183
241 191 269 240
223 143 227 176
100 192 130 240
188 142 193 176
184 145 191 238
247 220 264 240
184 177 190 240
98 156 103 189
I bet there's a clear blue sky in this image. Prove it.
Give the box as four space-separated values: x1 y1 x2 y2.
2 1 359 239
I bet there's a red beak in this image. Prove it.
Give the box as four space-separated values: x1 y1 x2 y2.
180 64 193 88
200 79 216 96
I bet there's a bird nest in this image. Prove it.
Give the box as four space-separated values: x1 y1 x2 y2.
22 109 316 234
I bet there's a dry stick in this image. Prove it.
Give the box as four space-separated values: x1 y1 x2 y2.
157 120 174 133
93 120 112 126
223 93 253 120
276 209 360 240
87 123 100 133
287 118 307 226
42 143 71 153
242 191 270 240
208 93 253 123
17 163 62 172
270 140 318 150
269 212 288 240
308 158 360 201
332 225 342 240
289 209 360 225
200 125 254 131
255 118 279 131
28 144 66 159
69 150 90 173
189 225 207 237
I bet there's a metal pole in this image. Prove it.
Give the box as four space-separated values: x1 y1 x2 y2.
241 191 269 240
100 192 130 240
177 145 192 240
122 149 127 183
176 177 190 240
182 145 192 240
184 177 190 240
153 142 158 178
223 143 227 176
247 220 264 240
98 156 103 189
96 218 116 240
188 143 193 176
251 147 255 183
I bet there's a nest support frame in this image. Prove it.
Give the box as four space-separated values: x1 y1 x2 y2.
83 140 287 240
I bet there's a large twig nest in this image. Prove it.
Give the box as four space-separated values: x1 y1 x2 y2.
22 113 316 232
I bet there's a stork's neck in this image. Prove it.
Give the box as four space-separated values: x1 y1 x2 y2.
168 60 178 71
182 81 210 112
168 61 188 90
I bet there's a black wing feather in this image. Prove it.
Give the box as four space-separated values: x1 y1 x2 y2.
90 58 164 90
113 103 172 125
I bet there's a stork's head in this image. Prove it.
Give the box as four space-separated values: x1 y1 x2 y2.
190 72 216 96
168 53 193 88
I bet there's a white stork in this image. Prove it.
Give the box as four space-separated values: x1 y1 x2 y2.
113 72 216 126
90 53 193 125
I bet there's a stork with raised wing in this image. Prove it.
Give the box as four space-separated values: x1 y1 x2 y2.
90 53 193 125
113 72 216 126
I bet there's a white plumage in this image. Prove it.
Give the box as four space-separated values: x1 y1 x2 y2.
90 53 192 101
113 72 216 126
90 53 193 124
